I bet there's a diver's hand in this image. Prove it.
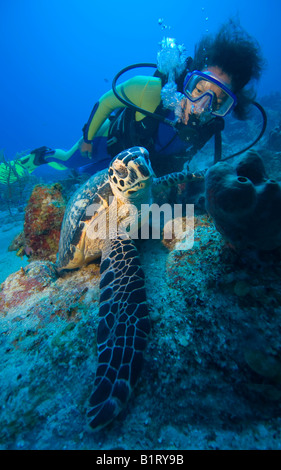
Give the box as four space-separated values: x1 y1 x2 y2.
178 98 192 125
80 141 93 159
178 97 213 125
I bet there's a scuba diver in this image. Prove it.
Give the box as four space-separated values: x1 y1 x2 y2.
0 19 265 183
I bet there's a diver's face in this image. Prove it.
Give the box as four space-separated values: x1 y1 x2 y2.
179 66 233 125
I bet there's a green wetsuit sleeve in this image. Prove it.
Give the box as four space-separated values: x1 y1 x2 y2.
84 75 162 142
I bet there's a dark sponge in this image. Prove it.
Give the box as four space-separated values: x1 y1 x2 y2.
205 151 281 250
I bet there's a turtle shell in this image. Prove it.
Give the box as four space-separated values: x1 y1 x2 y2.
57 169 111 270
57 146 155 271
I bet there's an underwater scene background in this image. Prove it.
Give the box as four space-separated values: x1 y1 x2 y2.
1 0 281 450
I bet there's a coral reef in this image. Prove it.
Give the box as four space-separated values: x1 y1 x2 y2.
205 150 281 251
0 261 57 312
1 215 281 449
9 183 66 262
8 231 25 253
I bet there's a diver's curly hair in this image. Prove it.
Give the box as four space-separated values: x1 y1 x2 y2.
192 19 265 119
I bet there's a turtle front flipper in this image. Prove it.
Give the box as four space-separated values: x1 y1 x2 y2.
87 235 150 431
154 168 206 188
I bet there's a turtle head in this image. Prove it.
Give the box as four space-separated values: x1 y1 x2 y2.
108 147 155 202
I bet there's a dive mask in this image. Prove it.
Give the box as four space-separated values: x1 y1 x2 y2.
183 70 237 117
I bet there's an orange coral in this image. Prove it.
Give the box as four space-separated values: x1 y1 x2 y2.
0 261 57 313
24 183 66 262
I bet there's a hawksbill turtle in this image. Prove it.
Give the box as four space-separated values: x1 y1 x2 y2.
56 146 201 430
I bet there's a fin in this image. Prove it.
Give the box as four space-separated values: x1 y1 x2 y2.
47 161 68 171
154 168 205 188
17 146 55 173
87 234 150 431
0 161 28 184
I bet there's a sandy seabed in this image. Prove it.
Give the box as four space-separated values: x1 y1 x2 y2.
0 210 28 284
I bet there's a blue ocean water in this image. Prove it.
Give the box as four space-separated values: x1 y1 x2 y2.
1 0 280 160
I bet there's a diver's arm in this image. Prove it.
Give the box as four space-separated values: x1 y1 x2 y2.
0 76 162 181
83 75 162 142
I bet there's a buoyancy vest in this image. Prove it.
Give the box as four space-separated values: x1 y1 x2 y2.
106 102 225 167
